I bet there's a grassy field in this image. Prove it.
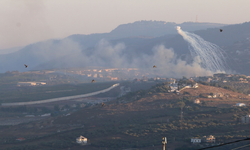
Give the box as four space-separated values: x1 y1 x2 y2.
0 82 117 103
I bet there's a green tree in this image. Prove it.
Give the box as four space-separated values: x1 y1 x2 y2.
177 101 185 110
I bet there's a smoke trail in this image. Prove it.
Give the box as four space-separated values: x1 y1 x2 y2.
176 26 227 72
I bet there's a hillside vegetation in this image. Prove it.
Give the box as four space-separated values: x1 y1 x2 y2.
1 83 250 150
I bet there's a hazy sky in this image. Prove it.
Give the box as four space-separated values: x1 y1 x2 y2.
0 0 249 49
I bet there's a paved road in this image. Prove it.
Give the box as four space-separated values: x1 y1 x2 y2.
1 83 119 106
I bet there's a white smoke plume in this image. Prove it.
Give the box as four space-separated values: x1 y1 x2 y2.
176 26 227 73
23 37 216 78
59 39 214 78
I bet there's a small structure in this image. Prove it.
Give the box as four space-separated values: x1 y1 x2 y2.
212 95 217 98
17 82 46 86
207 95 212 98
142 76 148 82
202 135 215 143
175 90 180 94
162 137 167 150
236 103 246 107
76 136 87 145
194 99 200 104
193 83 198 88
242 115 250 123
41 113 51 117
207 78 212 82
216 93 224 97
191 138 201 144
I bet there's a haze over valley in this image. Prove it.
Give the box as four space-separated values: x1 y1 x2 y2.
1 0 250 150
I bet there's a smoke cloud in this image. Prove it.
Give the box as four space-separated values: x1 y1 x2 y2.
49 39 214 78
176 26 227 73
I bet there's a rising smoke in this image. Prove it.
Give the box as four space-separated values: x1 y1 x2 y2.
176 26 227 73
52 39 214 78
4 33 218 78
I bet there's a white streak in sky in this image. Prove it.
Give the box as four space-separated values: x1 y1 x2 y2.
177 26 227 73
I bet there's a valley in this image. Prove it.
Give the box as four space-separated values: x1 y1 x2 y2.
1 77 250 150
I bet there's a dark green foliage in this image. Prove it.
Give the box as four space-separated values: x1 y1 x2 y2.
120 82 171 101
150 82 171 93
183 91 190 95
177 101 185 109
199 93 207 98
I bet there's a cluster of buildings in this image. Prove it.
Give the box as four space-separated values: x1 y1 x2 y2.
191 74 250 84
17 82 46 86
191 135 216 144
63 68 186 82
207 93 224 98
65 68 143 81
168 81 199 93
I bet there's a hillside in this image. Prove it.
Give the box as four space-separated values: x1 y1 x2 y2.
0 21 226 73
28 21 250 75
109 21 226 38
1 83 250 150
223 38 250 75
180 84 249 107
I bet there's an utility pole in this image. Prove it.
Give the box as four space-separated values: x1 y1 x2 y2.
162 137 167 150
181 108 183 121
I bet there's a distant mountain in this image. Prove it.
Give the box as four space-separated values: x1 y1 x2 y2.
1 20 250 75
68 21 225 48
0 46 23 55
194 21 250 46
0 39 78 72
222 38 250 75
37 21 250 75
110 21 226 38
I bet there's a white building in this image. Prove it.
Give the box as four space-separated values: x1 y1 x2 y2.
194 99 200 104
76 136 87 144
17 82 36 86
237 103 246 107
17 82 46 86
193 83 199 88
191 138 201 144
207 95 212 98
41 113 51 117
